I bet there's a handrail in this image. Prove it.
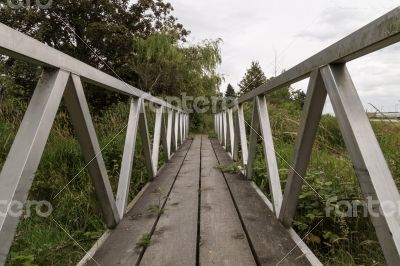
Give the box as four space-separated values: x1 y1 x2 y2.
215 7 400 266
0 22 182 111
233 6 400 106
0 23 189 264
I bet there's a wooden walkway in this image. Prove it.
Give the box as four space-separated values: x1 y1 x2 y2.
85 135 311 266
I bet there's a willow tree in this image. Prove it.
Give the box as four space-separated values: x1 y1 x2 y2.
130 32 222 132
131 33 222 98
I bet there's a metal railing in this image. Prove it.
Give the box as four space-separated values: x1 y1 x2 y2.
0 23 189 264
215 7 400 266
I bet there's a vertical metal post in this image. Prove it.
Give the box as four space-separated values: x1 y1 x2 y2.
161 108 170 161
279 70 327 226
64 74 120 227
222 111 227 148
171 110 177 153
116 98 141 218
138 101 155 179
257 95 283 215
182 113 186 142
217 113 222 143
233 110 239 161
246 96 283 215
237 104 248 165
246 100 259 180
179 112 184 144
227 108 235 156
219 112 224 145
186 114 189 138
175 111 180 148
215 114 218 134
151 106 163 174
165 109 173 157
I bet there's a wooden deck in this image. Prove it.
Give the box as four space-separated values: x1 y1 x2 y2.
85 135 312 266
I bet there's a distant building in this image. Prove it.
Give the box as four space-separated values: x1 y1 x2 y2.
367 112 400 121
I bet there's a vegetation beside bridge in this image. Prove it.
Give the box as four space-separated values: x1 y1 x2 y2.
0 1 399 265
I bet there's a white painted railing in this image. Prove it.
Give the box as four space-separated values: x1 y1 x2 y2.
215 7 400 266
0 23 189 264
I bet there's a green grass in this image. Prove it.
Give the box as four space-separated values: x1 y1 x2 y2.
1 94 399 265
215 162 244 174
247 102 399 265
136 233 151 248
0 97 151 265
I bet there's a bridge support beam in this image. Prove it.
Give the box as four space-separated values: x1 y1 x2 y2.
246 96 283 215
321 64 400 265
174 111 180 151
138 102 155 179
235 104 248 165
279 70 327 226
0 69 70 264
151 106 164 174
64 74 120 228
161 108 170 160
115 98 142 219
227 108 235 156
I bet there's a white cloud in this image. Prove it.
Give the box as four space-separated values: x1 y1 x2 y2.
168 0 400 113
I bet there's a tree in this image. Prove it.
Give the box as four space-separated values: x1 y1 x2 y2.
0 0 189 105
0 0 188 71
290 88 306 109
238 61 267 96
224 83 236 98
129 33 222 98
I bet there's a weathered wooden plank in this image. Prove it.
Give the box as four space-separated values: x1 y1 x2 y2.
210 138 311 266
139 136 201 266
86 140 192 266
200 136 256 266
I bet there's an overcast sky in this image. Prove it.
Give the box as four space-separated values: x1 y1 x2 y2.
168 0 400 113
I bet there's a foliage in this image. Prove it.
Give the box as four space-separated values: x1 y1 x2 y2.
147 204 165 215
136 233 151 248
238 61 267 96
130 33 222 98
215 162 244 175
0 0 188 68
0 0 189 106
246 98 399 265
237 62 295 105
0 97 151 265
290 87 306 109
224 83 236 98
